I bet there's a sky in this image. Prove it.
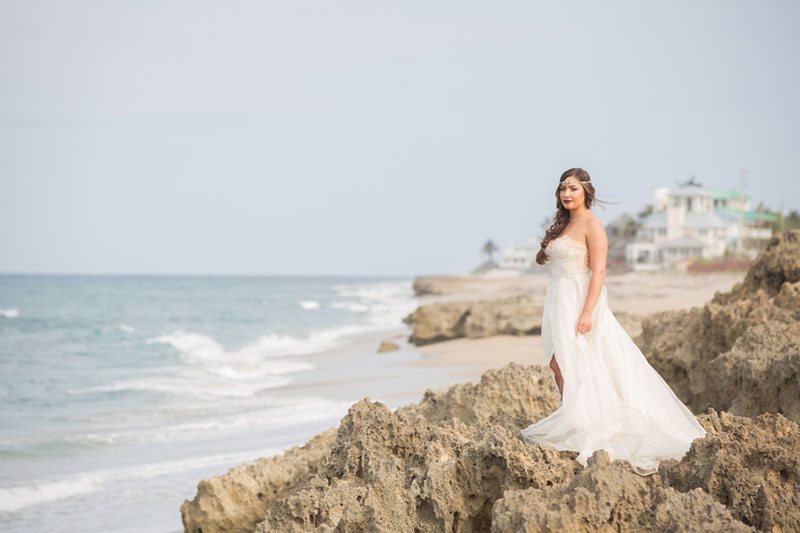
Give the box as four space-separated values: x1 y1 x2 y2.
1 0 798 276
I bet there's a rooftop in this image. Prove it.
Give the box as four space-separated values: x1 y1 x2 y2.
656 236 705 249
710 188 751 201
669 184 713 198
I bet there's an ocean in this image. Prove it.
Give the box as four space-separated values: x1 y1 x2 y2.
0 274 452 532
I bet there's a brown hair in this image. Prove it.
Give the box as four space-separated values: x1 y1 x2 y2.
535 168 609 265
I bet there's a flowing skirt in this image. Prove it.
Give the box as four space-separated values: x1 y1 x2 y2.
520 271 707 476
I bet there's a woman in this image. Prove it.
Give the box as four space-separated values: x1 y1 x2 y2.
520 168 706 476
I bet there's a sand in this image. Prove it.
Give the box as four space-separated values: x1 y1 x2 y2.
395 270 745 389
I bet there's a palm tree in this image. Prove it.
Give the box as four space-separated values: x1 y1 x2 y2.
679 176 703 187
481 239 499 260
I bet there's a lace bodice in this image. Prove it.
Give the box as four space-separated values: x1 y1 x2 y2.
546 235 591 278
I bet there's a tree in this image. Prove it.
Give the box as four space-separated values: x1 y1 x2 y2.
679 176 703 187
637 204 654 219
481 239 499 260
621 217 640 239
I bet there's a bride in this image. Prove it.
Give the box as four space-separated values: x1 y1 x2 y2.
520 168 707 476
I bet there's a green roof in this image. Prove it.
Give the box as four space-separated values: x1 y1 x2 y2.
715 207 778 222
710 189 750 201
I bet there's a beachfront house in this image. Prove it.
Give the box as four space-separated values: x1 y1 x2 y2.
498 238 539 270
625 182 775 270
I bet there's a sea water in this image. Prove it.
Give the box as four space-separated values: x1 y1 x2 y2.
0 274 440 532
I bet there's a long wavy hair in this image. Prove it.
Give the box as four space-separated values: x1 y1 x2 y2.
535 168 609 265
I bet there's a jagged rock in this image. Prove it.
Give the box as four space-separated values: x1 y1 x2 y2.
660 409 800 532
636 230 800 423
180 428 338 533
735 230 800 296
254 398 578 532
403 295 541 345
412 277 448 296
377 340 399 353
492 449 753 532
397 362 559 427
181 362 800 533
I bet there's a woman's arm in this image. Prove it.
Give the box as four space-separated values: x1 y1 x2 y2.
577 219 608 334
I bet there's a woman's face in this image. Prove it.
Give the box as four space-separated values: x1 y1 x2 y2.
559 176 585 210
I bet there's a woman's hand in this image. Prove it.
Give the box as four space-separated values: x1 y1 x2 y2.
577 310 593 335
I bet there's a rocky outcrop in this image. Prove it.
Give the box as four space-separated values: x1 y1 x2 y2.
255 398 577 533
376 341 399 353
396 363 559 426
636 230 800 423
403 295 541 345
661 409 800 532
181 363 800 532
412 277 449 296
181 233 800 532
492 450 753 532
180 428 337 533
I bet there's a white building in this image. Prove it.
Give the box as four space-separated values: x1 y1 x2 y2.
499 238 540 270
626 183 775 270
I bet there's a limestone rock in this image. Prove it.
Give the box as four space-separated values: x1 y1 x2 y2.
403 295 541 345
492 449 752 532
636 229 800 422
377 340 399 353
397 362 559 427
255 398 578 532
181 363 800 533
180 427 337 533
660 409 800 532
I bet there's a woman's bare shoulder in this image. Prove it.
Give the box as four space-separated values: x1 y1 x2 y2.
582 216 607 244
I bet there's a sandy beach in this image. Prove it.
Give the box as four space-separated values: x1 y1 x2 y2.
397 269 745 389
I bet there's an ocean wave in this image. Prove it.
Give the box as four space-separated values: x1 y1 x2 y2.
0 446 285 515
331 280 417 326
1 397 354 456
68 322 399 401
63 397 353 447
118 323 135 333
297 300 320 310
64 330 321 400
68 373 297 398
1 308 19 318
0 476 98 514
329 301 369 313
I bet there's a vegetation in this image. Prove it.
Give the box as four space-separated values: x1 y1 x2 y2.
481 239 499 260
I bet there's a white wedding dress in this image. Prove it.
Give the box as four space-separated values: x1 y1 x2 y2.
520 234 707 475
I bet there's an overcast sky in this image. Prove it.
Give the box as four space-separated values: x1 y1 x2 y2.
1 0 798 276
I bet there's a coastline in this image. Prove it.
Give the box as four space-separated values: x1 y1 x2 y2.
395 269 744 389
181 232 800 533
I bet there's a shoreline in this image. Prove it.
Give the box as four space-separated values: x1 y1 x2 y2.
393 269 745 391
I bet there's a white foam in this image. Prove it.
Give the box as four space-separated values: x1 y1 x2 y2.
63 396 353 447
330 301 369 313
69 323 404 401
69 373 296 398
0 476 98 514
1 308 19 318
0 446 285 514
118 323 135 333
64 330 319 400
331 280 418 327
297 299 320 310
